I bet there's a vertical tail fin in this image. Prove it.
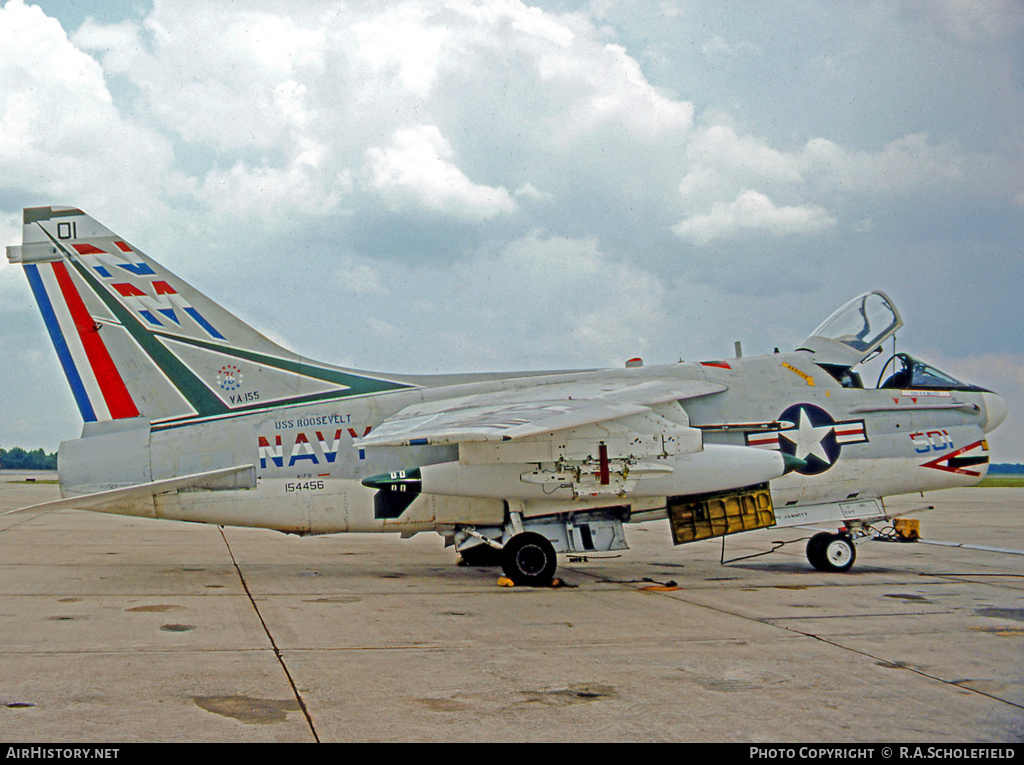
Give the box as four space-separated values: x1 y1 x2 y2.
7 206 411 428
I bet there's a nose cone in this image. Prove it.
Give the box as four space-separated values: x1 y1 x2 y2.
981 392 1008 433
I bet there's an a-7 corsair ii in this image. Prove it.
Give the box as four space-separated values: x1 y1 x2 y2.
6 207 1008 585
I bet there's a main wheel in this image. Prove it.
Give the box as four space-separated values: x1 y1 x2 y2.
808 533 856 572
501 532 557 587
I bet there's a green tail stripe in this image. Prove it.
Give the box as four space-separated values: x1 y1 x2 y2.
66 258 230 418
156 332 413 396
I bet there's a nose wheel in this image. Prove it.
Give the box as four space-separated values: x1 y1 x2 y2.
806 532 856 572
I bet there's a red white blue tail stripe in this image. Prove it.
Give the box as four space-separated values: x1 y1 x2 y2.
23 260 139 422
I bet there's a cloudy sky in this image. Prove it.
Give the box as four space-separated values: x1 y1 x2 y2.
1 0 1022 461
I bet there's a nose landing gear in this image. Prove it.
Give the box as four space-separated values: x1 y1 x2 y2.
806 531 857 572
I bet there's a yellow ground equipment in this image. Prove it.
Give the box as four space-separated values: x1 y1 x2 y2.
893 517 920 542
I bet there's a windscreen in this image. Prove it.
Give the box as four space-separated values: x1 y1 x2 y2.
878 354 986 391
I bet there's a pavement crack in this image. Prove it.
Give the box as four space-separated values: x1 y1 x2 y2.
796 630 1024 712
219 527 320 742
597 564 1024 714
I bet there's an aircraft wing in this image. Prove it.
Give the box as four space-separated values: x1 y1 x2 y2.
357 376 797 509
356 378 727 448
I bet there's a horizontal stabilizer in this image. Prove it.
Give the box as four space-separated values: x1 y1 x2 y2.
4 464 255 516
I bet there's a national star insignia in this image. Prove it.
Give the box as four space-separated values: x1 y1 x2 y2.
744 403 869 476
779 407 835 465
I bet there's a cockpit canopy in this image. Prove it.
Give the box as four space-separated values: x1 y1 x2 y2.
799 291 990 393
798 291 902 366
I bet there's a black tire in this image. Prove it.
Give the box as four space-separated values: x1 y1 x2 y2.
501 532 557 587
806 532 832 570
808 533 856 572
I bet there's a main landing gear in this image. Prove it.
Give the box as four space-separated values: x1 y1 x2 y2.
455 506 628 587
455 528 559 587
806 531 857 572
500 532 558 587
457 531 559 587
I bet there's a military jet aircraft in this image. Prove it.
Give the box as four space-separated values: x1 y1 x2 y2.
6 206 1008 585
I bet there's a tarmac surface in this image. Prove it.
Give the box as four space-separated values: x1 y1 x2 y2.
0 471 1021 743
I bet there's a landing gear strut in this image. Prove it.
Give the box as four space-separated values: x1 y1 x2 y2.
806 531 857 572
454 506 627 586
501 532 558 587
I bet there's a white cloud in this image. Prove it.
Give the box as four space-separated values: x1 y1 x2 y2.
672 189 837 246
800 134 966 196
192 160 347 223
366 125 516 219
76 5 327 152
678 124 804 206
0 0 173 215
70 19 146 76
352 3 451 99
58 0 697 228
570 265 666 358
672 127 977 248
540 39 694 142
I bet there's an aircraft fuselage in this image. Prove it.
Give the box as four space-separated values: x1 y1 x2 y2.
56 349 997 537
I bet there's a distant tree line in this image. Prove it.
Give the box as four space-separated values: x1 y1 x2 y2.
989 463 1024 474
0 447 58 470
